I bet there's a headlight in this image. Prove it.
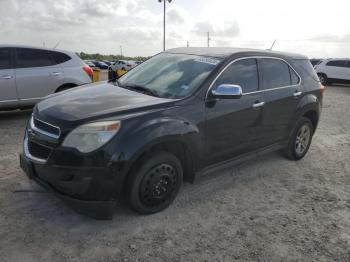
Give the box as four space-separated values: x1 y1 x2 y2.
62 121 121 153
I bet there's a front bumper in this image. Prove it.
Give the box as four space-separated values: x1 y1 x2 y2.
20 153 116 219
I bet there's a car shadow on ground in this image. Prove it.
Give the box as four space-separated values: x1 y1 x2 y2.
0 109 32 120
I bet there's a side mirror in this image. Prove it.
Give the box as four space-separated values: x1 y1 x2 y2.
211 84 243 99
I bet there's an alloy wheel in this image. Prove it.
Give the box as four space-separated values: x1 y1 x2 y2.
295 124 311 155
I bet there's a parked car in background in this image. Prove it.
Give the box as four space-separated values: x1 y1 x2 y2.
20 47 324 218
92 61 109 70
315 58 350 85
109 60 137 72
310 59 323 67
0 45 93 109
86 61 96 68
103 61 112 66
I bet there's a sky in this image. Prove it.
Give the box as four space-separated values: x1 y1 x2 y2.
1 0 350 58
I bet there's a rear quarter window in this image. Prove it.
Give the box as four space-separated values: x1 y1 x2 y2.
290 67 300 85
293 59 320 85
50 51 71 65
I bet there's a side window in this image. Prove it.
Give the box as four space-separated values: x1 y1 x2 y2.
50 51 71 64
16 48 53 68
215 58 258 93
260 58 291 89
290 67 300 85
326 60 346 67
0 48 11 70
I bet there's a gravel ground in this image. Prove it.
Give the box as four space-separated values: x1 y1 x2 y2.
0 86 349 262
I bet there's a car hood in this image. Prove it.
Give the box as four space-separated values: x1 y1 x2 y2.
35 82 174 123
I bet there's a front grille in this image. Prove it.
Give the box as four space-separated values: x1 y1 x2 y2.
33 118 60 137
28 140 52 160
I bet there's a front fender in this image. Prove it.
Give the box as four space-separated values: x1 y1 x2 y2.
125 117 201 158
108 117 203 193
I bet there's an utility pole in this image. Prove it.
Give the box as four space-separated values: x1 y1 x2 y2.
120 45 123 58
158 0 173 51
187 41 189 48
207 32 211 48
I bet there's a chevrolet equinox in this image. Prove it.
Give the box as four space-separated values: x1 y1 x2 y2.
20 48 324 219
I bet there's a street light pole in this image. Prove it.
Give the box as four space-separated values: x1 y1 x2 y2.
158 0 173 51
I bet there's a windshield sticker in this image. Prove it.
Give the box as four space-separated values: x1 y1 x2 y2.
195 57 221 66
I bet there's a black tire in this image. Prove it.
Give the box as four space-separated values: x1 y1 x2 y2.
284 117 314 160
127 151 183 214
317 73 328 85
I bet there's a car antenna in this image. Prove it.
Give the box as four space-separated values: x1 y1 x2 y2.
268 40 276 50
53 42 60 49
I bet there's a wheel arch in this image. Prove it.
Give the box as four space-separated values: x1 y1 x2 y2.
55 83 78 93
286 94 321 142
302 110 319 131
111 117 203 196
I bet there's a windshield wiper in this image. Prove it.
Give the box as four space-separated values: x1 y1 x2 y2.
123 84 159 97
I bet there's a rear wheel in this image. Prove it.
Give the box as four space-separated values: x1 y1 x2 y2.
127 151 183 214
317 73 328 85
284 117 314 160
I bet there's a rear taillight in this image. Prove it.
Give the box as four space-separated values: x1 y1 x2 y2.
83 66 93 80
320 84 326 96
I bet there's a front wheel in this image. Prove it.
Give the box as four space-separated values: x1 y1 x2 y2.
127 151 183 214
284 117 314 160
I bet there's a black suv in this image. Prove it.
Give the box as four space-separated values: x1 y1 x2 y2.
20 48 324 219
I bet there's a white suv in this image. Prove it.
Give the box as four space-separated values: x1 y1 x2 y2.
0 45 93 109
108 60 137 72
315 58 350 85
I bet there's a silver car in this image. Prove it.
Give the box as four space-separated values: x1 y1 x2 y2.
0 45 93 109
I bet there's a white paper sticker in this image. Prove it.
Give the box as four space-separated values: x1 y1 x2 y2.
195 57 221 66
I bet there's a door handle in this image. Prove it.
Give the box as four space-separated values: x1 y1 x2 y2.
293 91 302 97
0 75 13 80
51 72 62 76
252 101 265 108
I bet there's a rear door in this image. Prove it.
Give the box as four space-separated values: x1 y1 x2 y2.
325 60 347 80
205 58 265 165
0 48 17 107
257 57 302 147
15 48 63 104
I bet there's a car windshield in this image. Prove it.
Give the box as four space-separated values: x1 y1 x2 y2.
118 53 221 99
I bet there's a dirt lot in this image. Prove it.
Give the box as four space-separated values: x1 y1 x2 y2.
0 86 349 262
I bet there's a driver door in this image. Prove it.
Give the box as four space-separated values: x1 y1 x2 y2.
205 58 264 166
